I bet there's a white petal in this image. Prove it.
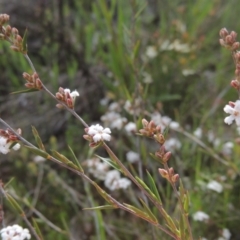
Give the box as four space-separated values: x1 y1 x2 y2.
102 133 111 141
103 128 111 134
13 143 21 151
223 105 234 114
93 134 102 142
224 116 234 125
235 116 240 126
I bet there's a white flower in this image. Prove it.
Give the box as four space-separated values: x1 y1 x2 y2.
124 122 137 133
0 137 20 154
151 112 173 132
182 69 195 76
117 178 131 189
142 71 153 84
224 100 240 126
104 170 120 191
124 98 142 115
87 124 111 142
101 112 127 130
193 127 202 139
64 88 79 99
0 224 31 240
164 138 181 152
111 118 127 130
207 180 223 193
33 156 46 163
169 121 180 130
222 228 231 240
64 88 71 94
145 46 158 59
86 158 109 180
104 170 131 191
126 151 139 163
70 90 79 99
192 211 209 222
108 102 120 111
222 141 234 155
100 98 109 106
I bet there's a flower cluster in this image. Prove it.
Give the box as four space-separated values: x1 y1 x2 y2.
0 128 21 154
158 167 179 183
22 72 42 90
139 119 162 138
219 28 239 51
0 224 31 240
219 28 240 126
223 100 240 126
0 14 26 54
192 211 209 222
85 158 131 191
56 87 79 109
104 170 131 191
84 124 111 147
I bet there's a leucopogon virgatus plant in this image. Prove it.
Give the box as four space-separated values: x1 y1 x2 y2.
0 13 236 240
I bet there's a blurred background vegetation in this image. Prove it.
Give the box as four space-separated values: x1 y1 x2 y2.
0 0 240 239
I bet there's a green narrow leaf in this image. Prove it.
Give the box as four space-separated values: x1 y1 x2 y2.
135 176 158 201
84 205 117 211
96 155 121 172
166 215 179 234
4 177 15 188
139 198 158 224
146 171 162 203
92 182 118 208
11 88 39 94
32 218 44 240
183 193 189 214
179 180 185 199
24 146 49 158
132 40 140 60
6 193 23 214
95 205 106 240
123 203 157 225
52 150 72 164
31 126 45 151
180 214 186 240
68 146 84 172
22 28 28 54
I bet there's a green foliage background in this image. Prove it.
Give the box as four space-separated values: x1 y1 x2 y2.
0 0 240 239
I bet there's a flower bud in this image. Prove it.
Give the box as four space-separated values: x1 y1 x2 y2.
154 133 165 144
36 78 43 89
11 27 18 35
230 31 237 41
0 14 10 25
22 72 31 81
230 80 240 90
219 39 226 47
219 28 228 38
158 168 168 178
5 25 11 36
142 119 149 127
225 35 233 45
163 151 171 163
171 174 179 183
232 42 240 50
16 34 22 43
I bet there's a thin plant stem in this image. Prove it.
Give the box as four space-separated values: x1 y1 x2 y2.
164 163 193 240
